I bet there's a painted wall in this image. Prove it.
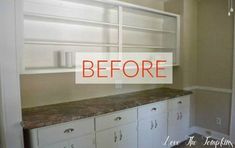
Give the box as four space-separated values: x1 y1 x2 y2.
166 0 233 135
196 0 233 135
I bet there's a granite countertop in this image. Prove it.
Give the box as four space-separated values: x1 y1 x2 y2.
22 87 192 129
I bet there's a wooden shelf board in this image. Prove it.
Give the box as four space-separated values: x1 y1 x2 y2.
24 39 119 47
24 12 119 27
123 25 176 34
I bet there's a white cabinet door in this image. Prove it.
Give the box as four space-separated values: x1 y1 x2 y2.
138 114 168 148
117 123 137 148
96 127 118 148
41 141 68 148
152 114 168 148
168 109 190 146
69 134 95 148
96 123 137 148
138 118 153 148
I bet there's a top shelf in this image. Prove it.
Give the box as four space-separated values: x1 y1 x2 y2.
24 12 119 27
24 12 176 34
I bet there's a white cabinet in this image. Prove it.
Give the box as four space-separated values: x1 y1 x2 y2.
96 123 137 148
96 109 138 148
168 95 190 147
29 118 95 148
138 101 168 148
41 141 68 148
117 123 138 148
69 134 95 148
28 95 191 148
41 134 95 148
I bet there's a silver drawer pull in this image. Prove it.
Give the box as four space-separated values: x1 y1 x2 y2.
64 128 74 134
114 132 118 143
151 120 154 130
178 101 182 104
119 130 123 141
114 117 122 121
155 120 158 128
151 107 157 111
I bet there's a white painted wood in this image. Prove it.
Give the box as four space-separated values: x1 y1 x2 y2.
123 25 176 34
138 101 167 120
24 40 119 47
95 108 137 131
27 95 191 148
117 123 137 148
20 0 180 74
38 118 94 147
0 0 24 148
168 97 190 146
168 95 190 111
230 12 235 143
41 141 68 148
69 134 96 148
96 123 137 148
138 118 153 148
24 12 119 27
152 113 168 148
96 127 118 148
138 113 168 148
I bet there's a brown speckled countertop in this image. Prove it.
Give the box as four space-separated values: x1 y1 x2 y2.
22 87 192 129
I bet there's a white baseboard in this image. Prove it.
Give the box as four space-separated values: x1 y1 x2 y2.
190 126 229 140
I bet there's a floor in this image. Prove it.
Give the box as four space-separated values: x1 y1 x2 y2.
174 134 234 148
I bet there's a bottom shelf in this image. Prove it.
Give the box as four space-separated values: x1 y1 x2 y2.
23 67 76 74
22 64 179 74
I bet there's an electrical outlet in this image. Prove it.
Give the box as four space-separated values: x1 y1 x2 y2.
216 117 222 125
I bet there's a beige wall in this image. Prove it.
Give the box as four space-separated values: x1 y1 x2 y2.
197 0 233 89
195 90 231 134
21 74 159 108
195 0 233 135
165 0 233 135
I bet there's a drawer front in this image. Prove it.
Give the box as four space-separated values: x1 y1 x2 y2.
138 101 167 120
168 95 190 111
38 118 94 146
95 108 137 131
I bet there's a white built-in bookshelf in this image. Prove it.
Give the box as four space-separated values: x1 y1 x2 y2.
19 0 180 74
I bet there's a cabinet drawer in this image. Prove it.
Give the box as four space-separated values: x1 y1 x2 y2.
168 95 190 111
38 118 94 147
95 108 137 131
138 101 167 120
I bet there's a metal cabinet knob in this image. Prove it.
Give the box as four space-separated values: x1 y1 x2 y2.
64 128 75 134
151 107 157 111
178 101 182 104
114 117 122 121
